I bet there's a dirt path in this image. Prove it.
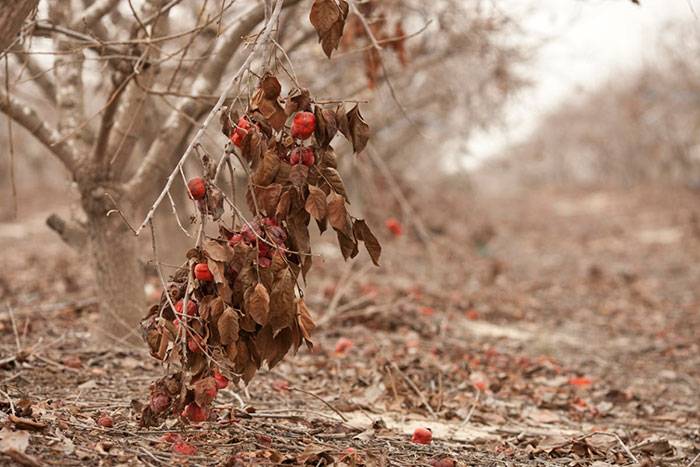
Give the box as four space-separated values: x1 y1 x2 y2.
1 187 698 466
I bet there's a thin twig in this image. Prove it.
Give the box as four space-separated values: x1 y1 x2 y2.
389 362 437 419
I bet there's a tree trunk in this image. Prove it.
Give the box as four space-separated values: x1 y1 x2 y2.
82 187 145 347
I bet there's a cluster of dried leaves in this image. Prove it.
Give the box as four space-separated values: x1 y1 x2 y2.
310 0 409 88
139 73 381 426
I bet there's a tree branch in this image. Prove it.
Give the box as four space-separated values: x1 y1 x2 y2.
73 0 121 30
11 44 56 103
0 86 79 174
46 214 87 249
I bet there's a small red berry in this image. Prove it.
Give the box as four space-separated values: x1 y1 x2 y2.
97 414 113 428
272 379 289 392
175 299 198 317
411 427 432 444
187 177 206 200
230 116 251 147
289 149 301 165
187 336 203 353
291 111 315 140
213 369 229 389
194 263 214 281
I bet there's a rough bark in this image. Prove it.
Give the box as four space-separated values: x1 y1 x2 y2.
81 186 145 347
0 0 38 53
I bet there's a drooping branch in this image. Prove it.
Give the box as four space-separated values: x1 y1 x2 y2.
125 0 302 199
126 0 290 235
0 87 79 174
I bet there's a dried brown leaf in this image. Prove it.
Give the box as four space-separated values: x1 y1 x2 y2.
305 185 327 221
245 283 270 326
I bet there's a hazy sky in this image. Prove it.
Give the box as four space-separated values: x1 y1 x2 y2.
462 0 698 168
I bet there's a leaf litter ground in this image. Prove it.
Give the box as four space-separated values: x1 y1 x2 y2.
0 186 698 466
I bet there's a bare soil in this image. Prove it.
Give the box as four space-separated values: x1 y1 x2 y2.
1 186 698 466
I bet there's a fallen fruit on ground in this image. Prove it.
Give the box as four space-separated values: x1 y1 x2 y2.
411 427 432 444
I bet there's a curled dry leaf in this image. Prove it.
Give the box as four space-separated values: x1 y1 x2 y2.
353 219 381 266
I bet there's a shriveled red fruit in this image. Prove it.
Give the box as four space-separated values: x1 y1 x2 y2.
181 402 208 423
213 369 229 389
173 441 198 455
291 111 315 140
228 233 243 247
194 263 214 281
149 393 170 413
187 177 206 200
411 427 432 444
97 414 113 428
175 299 197 317
385 217 403 237
289 149 301 165
187 336 203 353
258 256 272 268
230 116 251 147
334 337 353 355
303 148 315 166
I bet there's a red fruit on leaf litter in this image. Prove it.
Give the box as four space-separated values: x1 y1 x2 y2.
334 337 353 354
411 427 432 444
181 402 209 423
97 414 113 428
175 299 197 316
385 217 403 237
194 263 214 281
149 393 170 413
291 111 315 140
173 441 198 455
187 177 206 200
213 369 229 389
289 149 301 165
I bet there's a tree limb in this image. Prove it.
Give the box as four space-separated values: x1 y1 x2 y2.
46 214 87 249
0 86 79 174
11 44 56 104
73 0 121 30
